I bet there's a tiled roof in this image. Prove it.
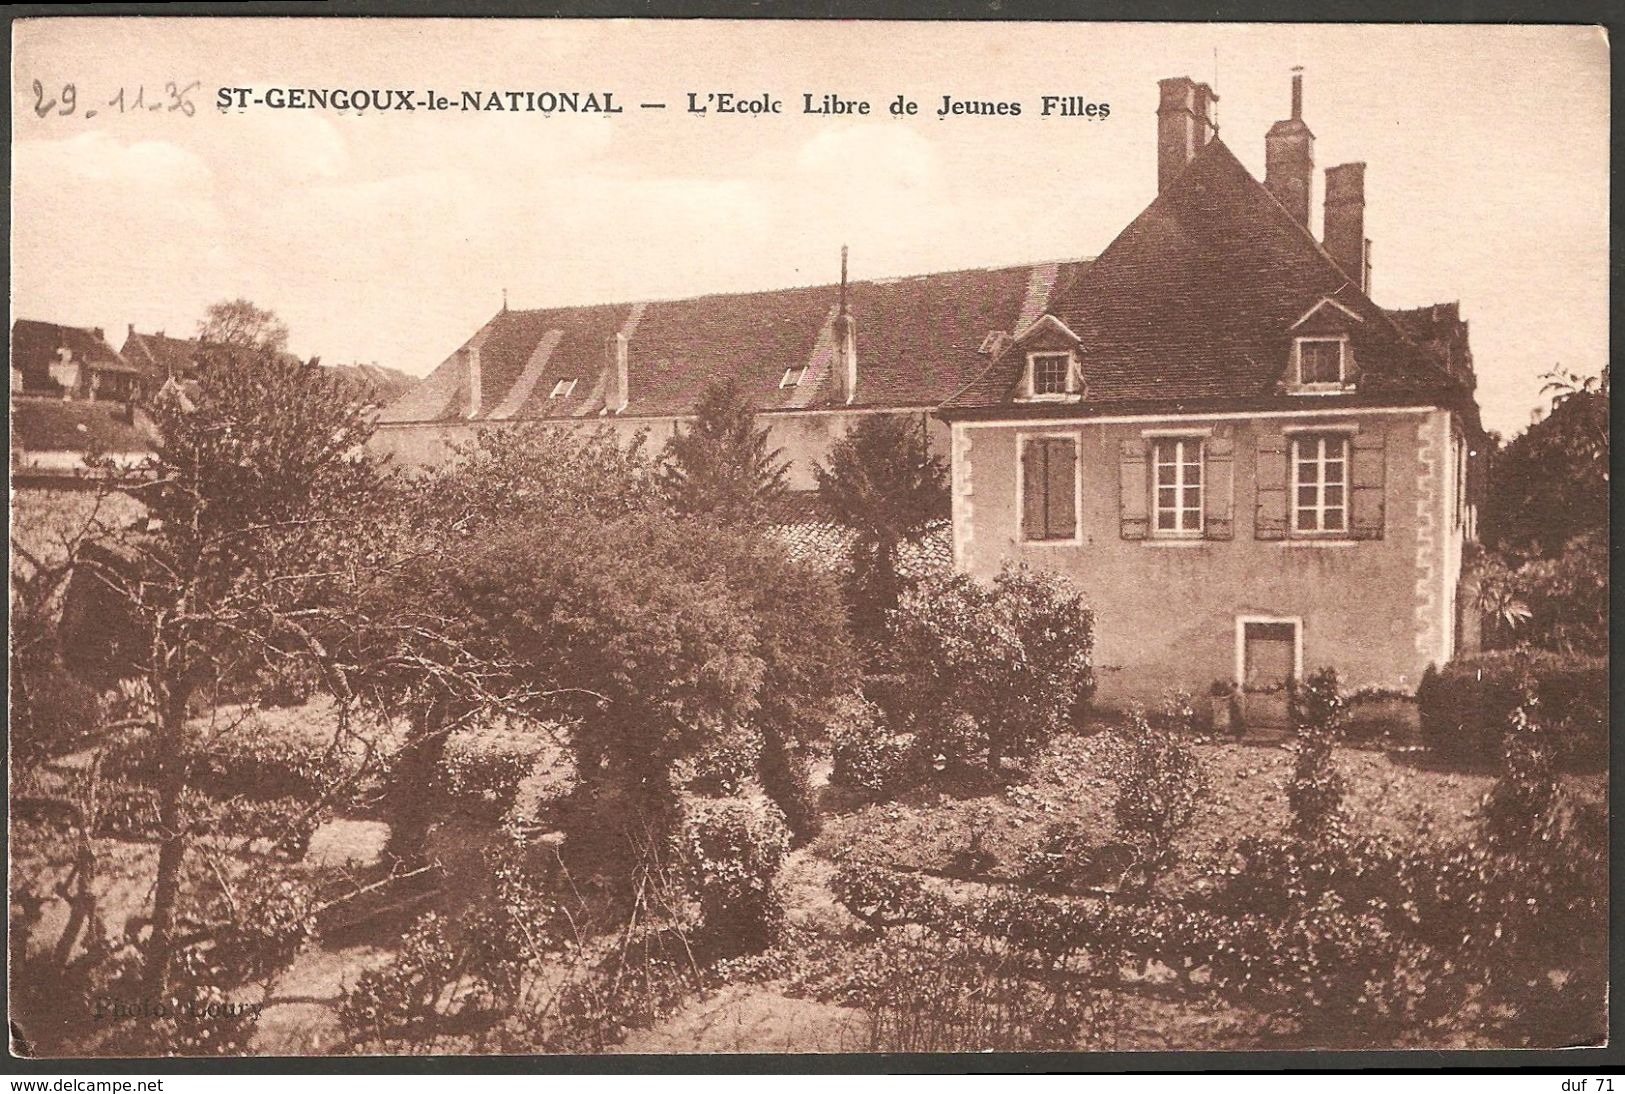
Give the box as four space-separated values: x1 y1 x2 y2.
11 397 158 455
766 492 952 579
942 139 1467 415
121 329 416 404
11 320 134 393
120 329 199 383
380 261 1092 424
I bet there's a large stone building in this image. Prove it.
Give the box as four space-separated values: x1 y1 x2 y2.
939 74 1485 703
372 257 1091 489
373 72 1486 702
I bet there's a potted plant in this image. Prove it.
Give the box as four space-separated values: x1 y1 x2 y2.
1209 680 1243 735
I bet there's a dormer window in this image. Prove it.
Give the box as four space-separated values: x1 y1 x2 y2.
1292 337 1352 391
779 366 806 389
1026 351 1079 399
550 378 577 399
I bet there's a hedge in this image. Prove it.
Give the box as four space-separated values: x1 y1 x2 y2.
1416 651 1607 767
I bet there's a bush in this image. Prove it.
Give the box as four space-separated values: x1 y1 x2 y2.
1417 650 1607 767
878 562 1094 772
1288 668 1348 840
674 721 761 798
437 725 542 823
1342 688 1417 744
1106 709 1207 884
190 731 331 802
10 660 103 766
828 698 917 797
674 795 790 956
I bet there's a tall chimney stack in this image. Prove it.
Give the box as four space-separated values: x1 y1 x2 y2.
1156 77 1219 193
1264 68 1314 226
1323 162 1371 294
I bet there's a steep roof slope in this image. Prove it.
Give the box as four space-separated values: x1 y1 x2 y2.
12 320 135 391
943 140 1466 414
379 260 1091 424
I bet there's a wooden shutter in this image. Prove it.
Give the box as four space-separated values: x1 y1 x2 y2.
1204 434 1234 540
1118 439 1148 540
1350 430 1387 540
1255 428 1288 540
1021 440 1045 540
1046 439 1077 539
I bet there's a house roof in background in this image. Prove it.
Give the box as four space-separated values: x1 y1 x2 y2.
121 328 418 404
11 320 133 380
942 139 1470 415
11 397 158 455
379 260 1092 424
120 329 200 382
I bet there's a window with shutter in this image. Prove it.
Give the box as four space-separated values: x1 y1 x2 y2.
1021 436 1078 542
1152 438 1204 536
1350 430 1387 539
1118 439 1149 540
1204 434 1234 540
1254 429 1289 540
1291 434 1350 533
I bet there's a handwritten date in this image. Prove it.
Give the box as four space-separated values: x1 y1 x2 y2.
32 79 201 120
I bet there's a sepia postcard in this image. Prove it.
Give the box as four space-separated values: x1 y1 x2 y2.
7 14 1612 1066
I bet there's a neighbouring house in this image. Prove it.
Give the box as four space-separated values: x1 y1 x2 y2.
372 257 1092 490
122 326 418 406
11 320 158 483
12 320 149 405
938 73 1486 705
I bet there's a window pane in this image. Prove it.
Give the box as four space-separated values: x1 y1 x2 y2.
1297 485 1318 507
1157 511 1176 530
1325 484 1344 507
1157 464 1176 486
1324 507 1346 530
1297 461 1319 483
1158 486 1177 508
1183 486 1200 509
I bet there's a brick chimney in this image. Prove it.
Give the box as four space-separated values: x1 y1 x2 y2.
1264 69 1314 227
832 245 858 405
1324 162 1371 294
1156 77 1218 193
603 331 629 414
464 344 482 418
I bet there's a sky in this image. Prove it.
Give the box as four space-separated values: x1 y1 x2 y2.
10 19 1609 438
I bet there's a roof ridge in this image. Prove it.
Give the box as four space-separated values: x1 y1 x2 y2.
501 257 1094 316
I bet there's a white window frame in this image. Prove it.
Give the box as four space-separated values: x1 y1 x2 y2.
1025 351 1078 401
1150 436 1204 538
779 366 806 389
1234 615 1304 688
549 378 577 399
1016 431 1082 546
1290 433 1351 535
1292 336 1351 392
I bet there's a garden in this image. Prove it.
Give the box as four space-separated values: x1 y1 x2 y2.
8 329 1610 1056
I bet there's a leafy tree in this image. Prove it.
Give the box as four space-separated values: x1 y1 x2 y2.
414 423 660 533
878 562 1094 772
56 341 385 1000
197 298 291 352
815 413 949 639
659 379 788 523
1483 364 1608 557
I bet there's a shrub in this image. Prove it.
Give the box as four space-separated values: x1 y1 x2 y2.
10 660 103 767
436 725 542 823
1417 650 1607 767
674 721 761 798
1342 688 1417 744
828 698 917 797
1106 709 1207 884
673 795 791 956
1288 668 1348 840
190 731 331 803
879 562 1094 772
1019 819 1135 894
